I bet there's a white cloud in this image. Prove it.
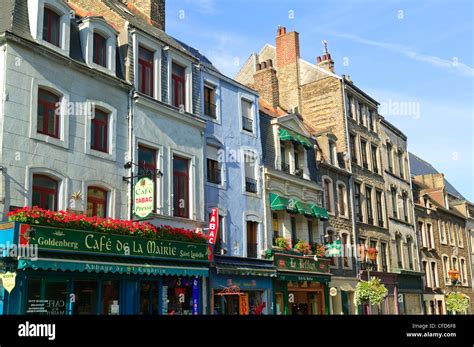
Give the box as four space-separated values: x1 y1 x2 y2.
331 32 474 78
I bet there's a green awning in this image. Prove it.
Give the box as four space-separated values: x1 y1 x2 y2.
278 128 313 149
311 205 329 221
287 198 299 214
269 193 289 211
18 257 209 277
295 201 312 216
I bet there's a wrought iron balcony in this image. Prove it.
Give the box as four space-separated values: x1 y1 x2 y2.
281 162 290 173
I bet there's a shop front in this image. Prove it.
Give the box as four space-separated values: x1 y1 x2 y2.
271 252 331 315
328 277 358 315
210 255 276 315
396 271 425 314
0 222 210 315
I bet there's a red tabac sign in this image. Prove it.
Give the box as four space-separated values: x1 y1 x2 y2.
208 208 219 245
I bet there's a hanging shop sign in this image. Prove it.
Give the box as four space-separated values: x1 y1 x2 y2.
18 224 210 262
330 287 338 297
239 293 249 315
0 272 16 293
274 253 330 274
134 177 155 218
326 239 343 257
207 208 219 245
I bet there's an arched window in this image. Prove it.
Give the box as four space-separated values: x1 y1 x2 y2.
395 234 403 269
87 187 108 217
323 177 333 213
442 255 450 284
407 237 414 270
337 182 347 217
32 174 58 211
460 258 467 285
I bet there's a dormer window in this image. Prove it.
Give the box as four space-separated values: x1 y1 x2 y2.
172 63 186 108
93 32 107 67
28 0 72 55
42 7 60 46
78 17 117 75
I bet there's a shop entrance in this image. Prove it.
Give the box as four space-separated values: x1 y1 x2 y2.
289 290 324 315
213 290 267 315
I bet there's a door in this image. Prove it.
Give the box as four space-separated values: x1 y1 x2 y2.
308 291 324 315
139 281 159 315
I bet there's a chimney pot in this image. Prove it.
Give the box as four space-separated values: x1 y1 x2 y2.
317 56 322 63
261 61 267 69
256 63 261 71
267 59 273 67
322 53 328 61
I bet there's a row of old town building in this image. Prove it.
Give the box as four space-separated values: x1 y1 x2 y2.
0 0 472 315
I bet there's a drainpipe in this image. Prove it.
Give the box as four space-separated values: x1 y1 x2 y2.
127 86 135 220
340 77 360 279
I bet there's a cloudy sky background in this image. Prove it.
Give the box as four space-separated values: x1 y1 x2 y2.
166 0 474 201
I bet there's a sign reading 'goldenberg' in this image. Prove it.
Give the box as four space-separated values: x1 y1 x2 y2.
19 224 209 261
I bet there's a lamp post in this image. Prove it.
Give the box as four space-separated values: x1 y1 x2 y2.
363 247 378 315
446 269 462 314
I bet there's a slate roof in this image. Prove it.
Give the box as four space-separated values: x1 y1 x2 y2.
409 152 465 200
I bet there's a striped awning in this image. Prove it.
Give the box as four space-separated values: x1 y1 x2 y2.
270 194 329 221
278 128 313 149
269 193 289 211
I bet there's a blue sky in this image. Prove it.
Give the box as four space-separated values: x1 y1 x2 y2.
166 0 474 201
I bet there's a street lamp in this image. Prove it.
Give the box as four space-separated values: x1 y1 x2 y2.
365 247 379 282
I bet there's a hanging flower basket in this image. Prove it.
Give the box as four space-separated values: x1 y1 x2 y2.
354 277 388 306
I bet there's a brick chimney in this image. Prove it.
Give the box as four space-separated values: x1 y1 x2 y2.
253 59 279 108
126 0 165 30
275 26 301 113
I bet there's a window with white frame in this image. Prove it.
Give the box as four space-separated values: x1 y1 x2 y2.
329 140 337 166
336 182 347 217
241 99 254 133
418 221 426 247
168 53 193 113
423 261 430 287
244 151 257 193
426 223 434 249
457 225 464 247
440 221 448 244
133 33 161 100
442 255 450 284
78 17 117 75
460 258 467 284
27 0 72 55
430 261 439 288
449 223 456 245
323 177 334 214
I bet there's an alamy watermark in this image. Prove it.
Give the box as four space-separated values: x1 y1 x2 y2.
379 99 421 120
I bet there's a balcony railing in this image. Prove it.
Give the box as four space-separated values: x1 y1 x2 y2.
242 116 253 132
294 168 304 178
245 177 257 193
204 102 217 118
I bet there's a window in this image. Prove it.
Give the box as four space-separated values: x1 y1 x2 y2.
386 143 393 173
172 62 186 108
37 88 60 138
87 186 107 218
395 235 403 269
423 261 429 287
324 179 333 213
246 221 258 258
368 110 374 131
307 219 314 245
73 280 98 315
347 95 353 118
407 238 414 270
244 152 257 193
418 221 426 247
32 174 58 211
329 141 337 166
391 188 398 219
272 213 279 245
294 147 302 177
349 134 357 163
337 183 346 216
173 156 189 218
402 193 409 222
441 222 447 244
460 258 467 284
371 145 378 173
398 151 405 179
91 108 108 152
354 183 362 222
442 256 450 283
93 32 107 67
358 103 364 124
431 262 439 288
426 223 433 249
280 144 289 173
290 217 297 246
207 145 221 184
204 85 216 118
102 280 120 315
207 159 220 184
376 190 384 227
457 225 464 247
241 99 253 132
42 7 60 47
366 186 373 225
342 233 349 267
380 242 388 272
138 46 154 96
360 139 368 169
138 145 157 211
449 223 456 245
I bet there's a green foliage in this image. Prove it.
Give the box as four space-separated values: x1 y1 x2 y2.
354 277 388 306
446 292 470 313
275 237 291 250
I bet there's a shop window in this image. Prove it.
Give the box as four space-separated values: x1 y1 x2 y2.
138 145 158 211
247 221 258 258
101 280 120 315
42 7 60 47
173 156 190 218
32 174 58 211
139 281 159 315
27 279 69 315
73 280 98 315
138 46 154 97
172 62 186 108
87 186 108 218
162 276 199 315
26 278 42 315
37 88 60 138
93 32 107 67
91 108 109 153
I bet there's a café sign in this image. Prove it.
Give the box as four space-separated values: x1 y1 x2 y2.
19 224 210 262
134 177 154 218
274 253 330 274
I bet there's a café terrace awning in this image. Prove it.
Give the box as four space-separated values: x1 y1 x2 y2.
278 128 313 149
18 253 209 277
269 193 328 221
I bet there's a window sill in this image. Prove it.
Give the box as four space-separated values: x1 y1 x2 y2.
30 132 69 150
206 181 224 189
36 38 69 57
87 148 116 162
241 129 256 138
89 61 116 77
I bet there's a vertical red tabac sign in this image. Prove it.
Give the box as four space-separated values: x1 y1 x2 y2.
208 208 219 245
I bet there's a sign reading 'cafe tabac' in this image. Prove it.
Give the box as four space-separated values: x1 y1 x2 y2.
19 224 209 262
